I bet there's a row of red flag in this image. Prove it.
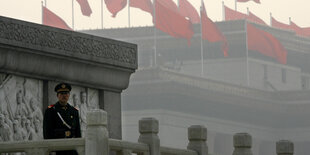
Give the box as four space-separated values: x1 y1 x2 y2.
224 5 310 38
224 5 287 64
43 0 294 64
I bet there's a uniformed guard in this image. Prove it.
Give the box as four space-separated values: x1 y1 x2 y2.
43 82 81 155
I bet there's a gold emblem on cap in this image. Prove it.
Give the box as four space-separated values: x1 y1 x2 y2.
65 131 71 137
61 84 66 88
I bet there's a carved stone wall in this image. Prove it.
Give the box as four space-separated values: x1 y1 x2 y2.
0 74 43 142
0 73 101 142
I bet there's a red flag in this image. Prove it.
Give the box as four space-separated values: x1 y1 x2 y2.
104 0 127 17
247 23 287 64
154 0 194 45
224 5 247 21
202 2 228 56
237 0 260 4
271 17 291 30
130 0 153 15
76 0 92 16
179 0 200 24
43 6 72 30
157 0 178 12
248 11 266 25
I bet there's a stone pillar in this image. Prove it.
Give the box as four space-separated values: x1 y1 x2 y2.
138 118 160 155
85 109 109 155
100 90 122 139
276 140 294 155
232 133 252 155
187 125 208 155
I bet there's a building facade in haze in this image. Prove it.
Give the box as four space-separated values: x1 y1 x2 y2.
83 19 310 155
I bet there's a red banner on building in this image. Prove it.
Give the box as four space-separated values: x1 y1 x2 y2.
224 5 247 21
290 21 310 37
271 17 291 30
247 23 287 64
248 11 266 25
43 6 72 30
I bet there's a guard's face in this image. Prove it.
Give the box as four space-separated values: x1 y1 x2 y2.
57 92 70 105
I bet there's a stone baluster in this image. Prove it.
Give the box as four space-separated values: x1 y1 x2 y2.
276 140 294 155
85 109 109 155
138 118 160 155
187 125 208 155
232 133 252 155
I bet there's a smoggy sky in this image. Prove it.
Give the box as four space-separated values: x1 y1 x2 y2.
0 0 309 30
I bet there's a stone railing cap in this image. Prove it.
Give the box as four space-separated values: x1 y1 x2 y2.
188 125 207 141
276 140 294 154
86 109 107 126
139 117 159 134
233 133 252 148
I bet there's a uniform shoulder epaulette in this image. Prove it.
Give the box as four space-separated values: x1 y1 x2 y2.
48 104 55 108
74 107 79 110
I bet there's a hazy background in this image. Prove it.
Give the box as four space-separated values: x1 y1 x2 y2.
0 0 309 30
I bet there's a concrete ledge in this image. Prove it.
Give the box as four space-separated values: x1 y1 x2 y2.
0 16 138 91
0 138 85 153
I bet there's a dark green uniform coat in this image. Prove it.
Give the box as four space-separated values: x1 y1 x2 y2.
43 102 81 155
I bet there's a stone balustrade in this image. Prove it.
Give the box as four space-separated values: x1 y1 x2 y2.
0 109 296 155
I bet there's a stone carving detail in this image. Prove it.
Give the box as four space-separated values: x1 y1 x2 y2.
0 74 43 142
0 18 137 66
71 88 99 137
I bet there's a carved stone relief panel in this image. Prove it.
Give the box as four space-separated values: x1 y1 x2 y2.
0 74 43 142
48 81 99 137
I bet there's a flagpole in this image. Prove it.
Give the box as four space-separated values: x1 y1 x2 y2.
101 0 103 29
153 0 157 66
245 20 250 86
289 17 291 25
41 1 44 24
222 1 225 21
235 0 237 11
247 7 249 15
269 12 272 26
45 0 47 7
128 0 131 27
200 0 204 77
72 0 74 30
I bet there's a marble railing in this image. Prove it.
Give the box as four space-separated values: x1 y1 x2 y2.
0 109 294 155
